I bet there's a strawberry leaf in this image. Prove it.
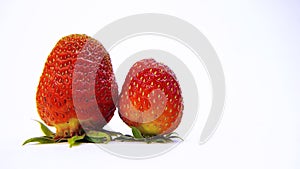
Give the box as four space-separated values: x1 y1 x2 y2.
34 120 54 137
131 127 144 139
67 135 85 148
23 136 55 145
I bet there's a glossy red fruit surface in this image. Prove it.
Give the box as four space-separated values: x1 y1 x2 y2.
118 59 183 135
36 34 118 138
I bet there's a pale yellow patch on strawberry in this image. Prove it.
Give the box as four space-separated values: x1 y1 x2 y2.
137 123 162 135
54 118 82 138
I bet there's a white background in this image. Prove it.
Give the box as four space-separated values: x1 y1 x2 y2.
0 0 299 168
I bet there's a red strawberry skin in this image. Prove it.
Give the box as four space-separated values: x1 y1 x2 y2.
118 59 183 135
36 34 118 138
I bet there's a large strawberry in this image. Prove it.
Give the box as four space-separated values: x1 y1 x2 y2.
36 34 118 138
118 59 183 136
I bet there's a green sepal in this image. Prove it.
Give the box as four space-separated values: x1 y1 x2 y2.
131 127 144 139
167 135 184 141
85 131 111 143
152 138 168 143
22 136 55 145
67 135 85 148
165 132 178 138
34 120 54 137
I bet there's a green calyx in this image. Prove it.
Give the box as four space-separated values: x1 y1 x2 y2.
113 127 183 143
22 120 183 147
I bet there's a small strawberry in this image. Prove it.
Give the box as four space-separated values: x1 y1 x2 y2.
118 59 183 136
36 34 118 138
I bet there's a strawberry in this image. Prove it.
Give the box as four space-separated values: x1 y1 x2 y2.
36 34 118 138
118 59 183 136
